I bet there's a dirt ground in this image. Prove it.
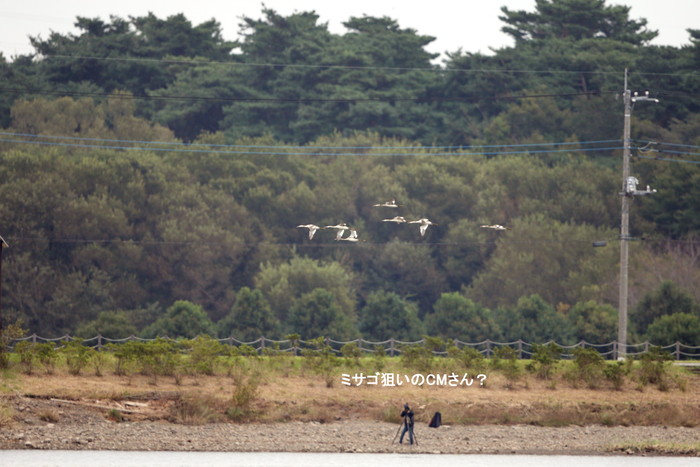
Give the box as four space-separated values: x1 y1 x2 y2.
1 368 699 455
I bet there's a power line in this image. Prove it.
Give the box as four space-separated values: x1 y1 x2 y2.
631 140 700 163
7 133 699 164
0 131 621 151
635 139 700 151
0 135 623 157
649 149 700 158
637 154 700 165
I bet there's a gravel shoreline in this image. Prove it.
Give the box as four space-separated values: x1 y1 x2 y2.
1 397 699 455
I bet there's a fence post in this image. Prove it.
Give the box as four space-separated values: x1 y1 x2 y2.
485 340 492 358
675 341 681 360
97 334 103 351
517 340 523 359
260 336 265 354
31 333 37 344
389 338 395 357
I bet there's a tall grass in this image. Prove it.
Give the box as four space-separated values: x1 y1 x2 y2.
227 361 262 421
169 393 222 425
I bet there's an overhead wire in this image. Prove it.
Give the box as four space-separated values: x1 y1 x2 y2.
0 130 626 248
646 148 700 158
1 45 697 317
0 134 623 157
0 54 695 245
632 139 700 165
635 139 700 151
636 154 700 165
0 130 620 150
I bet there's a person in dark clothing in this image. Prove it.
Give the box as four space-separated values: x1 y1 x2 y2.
399 403 415 444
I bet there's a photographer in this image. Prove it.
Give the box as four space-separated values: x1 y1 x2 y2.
399 403 415 445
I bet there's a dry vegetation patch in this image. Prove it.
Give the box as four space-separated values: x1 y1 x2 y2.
2 357 698 428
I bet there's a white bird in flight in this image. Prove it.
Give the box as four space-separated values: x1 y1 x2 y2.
409 218 436 237
481 224 512 231
340 229 361 242
373 199 400 208
382 216 407 223
324 223 351 241
296 224 321 240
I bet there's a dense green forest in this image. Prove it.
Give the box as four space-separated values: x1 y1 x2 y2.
1 0 700 346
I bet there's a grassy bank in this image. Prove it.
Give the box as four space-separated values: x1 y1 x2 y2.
1 343 698 428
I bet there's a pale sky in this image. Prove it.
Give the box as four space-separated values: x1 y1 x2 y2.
1 1 697 62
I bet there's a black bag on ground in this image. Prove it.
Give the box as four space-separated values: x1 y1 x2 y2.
428 411 442 428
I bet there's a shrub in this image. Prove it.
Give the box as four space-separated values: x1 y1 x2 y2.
340 342 362 367
302 337 340 388
142 338 181 379
569 347 605 389
0 322 26 369
527 343 561 380
108 339 180 382
91 350 109 377
372 345 386 372
60 340 93 375
637 346 674 391
108 341 142 376
35 342 59 374
107 408 125 422
423 336 446 353
14 341 36 374
228 364 261 421
603 361 628 390
493 346 522 387
449 345 487 373
183 336 225 376
400 343 434 374
237 344 259 357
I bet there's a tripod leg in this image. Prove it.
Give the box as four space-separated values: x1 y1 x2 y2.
391 423 401 444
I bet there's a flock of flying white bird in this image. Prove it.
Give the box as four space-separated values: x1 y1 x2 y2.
297 199 511 242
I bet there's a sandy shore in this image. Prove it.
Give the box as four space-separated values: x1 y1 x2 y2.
1 396 699 455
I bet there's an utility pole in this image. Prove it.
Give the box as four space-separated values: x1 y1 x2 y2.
617 71 632 360
617 69 658 359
